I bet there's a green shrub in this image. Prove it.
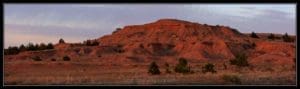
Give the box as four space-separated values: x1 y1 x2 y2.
51 58 56 61
26 43 38 51
148 61 160 75
222 74 242 84
250 32 259 38
39 43 47 50
113 28 122 34
19 44 26 52
282 33 293 42
230 53 249 67
165 63 171 73
4 46 20 55
63 55 71 61
59 38 65 44
5 42 56 55
268 33 275 40
32 56 42 61
84 39 99 46
34 44 39 50
174 58 191 73
202 63 217 73
46 43 54 49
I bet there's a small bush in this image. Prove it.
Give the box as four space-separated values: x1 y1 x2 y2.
26 43 38 51
19 44 26 52
113 28 122 34
268 33 275 40
174 58 191 74
51 58 56 61
202 63 217 73
282 33 293 42
63 55 71 61
222 74 242 84
230 53 249 67
84 39 99 46
38 43 47 50
32 56 42 61
4 46 20 55
165 63 171 73
148 61 160 75
46 43 54 49
59 38 65 44
250 32 259 38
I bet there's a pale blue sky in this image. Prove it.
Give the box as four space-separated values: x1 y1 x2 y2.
4 4 296 48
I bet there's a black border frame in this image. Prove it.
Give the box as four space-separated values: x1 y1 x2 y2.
1 0 298 88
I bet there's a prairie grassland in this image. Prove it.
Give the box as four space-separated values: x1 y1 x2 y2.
4 61 296 85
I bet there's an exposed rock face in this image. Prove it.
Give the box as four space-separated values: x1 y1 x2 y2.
97 19 258 61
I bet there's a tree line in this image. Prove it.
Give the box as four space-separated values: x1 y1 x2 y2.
251 32 294 42
83 39 99 46
5 38 101 55
4 43 54 55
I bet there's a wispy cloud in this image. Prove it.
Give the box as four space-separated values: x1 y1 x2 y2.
4 4 296 48
5 6 115 30
188 4 295 19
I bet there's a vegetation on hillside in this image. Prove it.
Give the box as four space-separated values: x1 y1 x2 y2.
174 58 191 74
32 56 42 61
230 53 249 67
59 38 65 44
84 39 99 46
148 61 161 75
165 62 172 73
202 63 217 73
4 43 54 55
63 55 71 61
250 32 259 38
268 33 275 40
282 33 294 42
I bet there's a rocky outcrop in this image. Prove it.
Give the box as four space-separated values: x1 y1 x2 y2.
7 18 295 66
96 19 257 61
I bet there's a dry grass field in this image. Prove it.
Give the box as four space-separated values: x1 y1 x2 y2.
4 60 296 85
